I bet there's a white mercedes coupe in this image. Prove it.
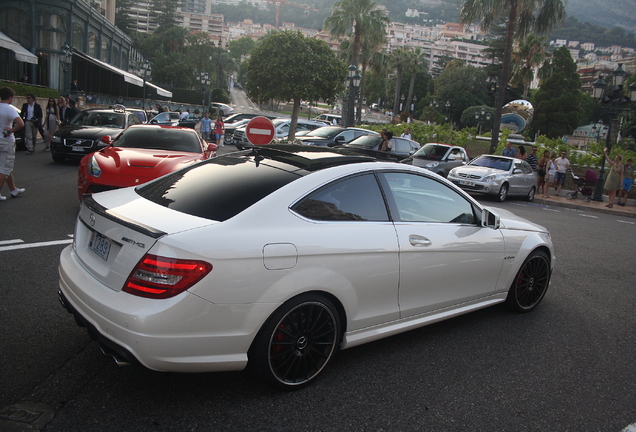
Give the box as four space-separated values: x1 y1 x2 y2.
58 145 554 388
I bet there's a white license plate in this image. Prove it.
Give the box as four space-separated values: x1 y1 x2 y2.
72 146 85 152
459 180 475 187
88 231 112 261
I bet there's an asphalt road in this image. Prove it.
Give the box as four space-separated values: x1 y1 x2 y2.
1 143 635 432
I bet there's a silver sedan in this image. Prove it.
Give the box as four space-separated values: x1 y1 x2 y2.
447 155 537 202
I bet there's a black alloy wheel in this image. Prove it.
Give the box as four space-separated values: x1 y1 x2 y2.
506 250 551 312
251 294 340 388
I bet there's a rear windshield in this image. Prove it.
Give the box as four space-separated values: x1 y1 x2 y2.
136 153 304 221
345 135 382 149
115 127 201 152
413 144 449 159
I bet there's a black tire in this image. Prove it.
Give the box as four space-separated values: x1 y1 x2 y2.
497 183 508 202
526 186 536 202
51 152 65 163
250 294 340 388
506 249 551 312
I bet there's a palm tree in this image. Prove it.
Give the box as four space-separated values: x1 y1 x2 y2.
325 0 389 125
460 0 565 153
404 47 428 116
324 0 389 68
390 47 412 117
510 34 551 98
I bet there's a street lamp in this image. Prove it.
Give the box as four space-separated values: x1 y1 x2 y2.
61 43 73 94
217 40 223 90
474 107 491 135
400 94 405 112
196 70 210 113
139 59 151 110
343 64 360 127
590 63 636 201
445 100 451 124
411 95 417 113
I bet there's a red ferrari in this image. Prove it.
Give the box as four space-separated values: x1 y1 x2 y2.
77 124 218 200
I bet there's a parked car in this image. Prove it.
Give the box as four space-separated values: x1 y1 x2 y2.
222 113 262 124
233 118 325 148
51 106 143 163
295 126 378 147
223 118 251 144
447 154 537 202
210 102 234 116
313 113 341 125
178 114 200 129
402 143 470 177
148 111 180 126
336 134 420 161
77 124 217 200
58 145 554 388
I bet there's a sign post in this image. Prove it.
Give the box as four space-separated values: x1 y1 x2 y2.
245 116 275 146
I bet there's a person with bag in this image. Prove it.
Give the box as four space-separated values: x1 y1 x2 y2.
43 97 61 151
543 153 557 198
214 115 225 147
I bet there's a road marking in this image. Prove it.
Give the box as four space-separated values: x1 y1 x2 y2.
542 208 561 212
0 235 73 252
622 423 636 432
617 220 635 224
0 239 24 246
578 214 598 218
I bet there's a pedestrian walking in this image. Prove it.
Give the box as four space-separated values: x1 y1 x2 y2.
43 97 61 150
200 112 212 141
214 115 224 146
543 153 557 198
0 87 25 201
537 149 550 194
554 151 570 196
20 93 42 154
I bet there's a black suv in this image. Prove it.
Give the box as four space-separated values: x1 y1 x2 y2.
51 106 142 162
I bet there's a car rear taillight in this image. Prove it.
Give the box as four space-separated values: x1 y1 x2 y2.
123 254 212 299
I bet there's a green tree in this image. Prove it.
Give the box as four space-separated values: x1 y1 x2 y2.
389 47 411 116
246 31 346 140
228 37 257 62
151 0 181 30
404 47 428 116
433 65 490 127
460 0 565 153
510 34 551 98
323 0 389 67
114 0 136 35
528 47 586 139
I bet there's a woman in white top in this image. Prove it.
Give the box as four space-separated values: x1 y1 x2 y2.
543 153 557 198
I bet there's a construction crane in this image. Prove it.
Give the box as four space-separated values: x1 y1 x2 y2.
267 0 319 29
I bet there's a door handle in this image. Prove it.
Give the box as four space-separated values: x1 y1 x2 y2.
409 235 431 247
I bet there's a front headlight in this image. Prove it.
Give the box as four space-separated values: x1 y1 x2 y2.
425 161 440 168
482 175 496 182
51 135 62 143
87 155 102 177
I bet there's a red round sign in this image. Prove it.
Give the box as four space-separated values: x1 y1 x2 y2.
245 116 275 146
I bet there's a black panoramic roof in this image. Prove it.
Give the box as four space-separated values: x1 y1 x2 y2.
242 145 377 171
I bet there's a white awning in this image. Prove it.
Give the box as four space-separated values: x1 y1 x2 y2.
0 31 38 64
73 50 143 87
146 81 172 98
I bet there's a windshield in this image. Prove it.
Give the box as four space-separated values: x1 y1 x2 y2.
71 111 126 129
345 134 382 149
470 155 512 171
413 144 450 159
303 127 343 138
114 127 201 152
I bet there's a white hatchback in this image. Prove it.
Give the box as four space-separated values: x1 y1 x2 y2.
58 146 554 388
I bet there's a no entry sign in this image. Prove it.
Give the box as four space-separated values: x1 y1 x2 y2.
245 116 275 145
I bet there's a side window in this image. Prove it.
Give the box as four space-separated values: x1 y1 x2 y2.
379 172 476 224
291 173 389 221
514 161 525 173
340 130 355 141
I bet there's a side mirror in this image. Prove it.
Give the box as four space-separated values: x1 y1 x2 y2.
100 135 112 145
150 119 158 124
335 136 345 142
481 207 500 229
206 143 219 157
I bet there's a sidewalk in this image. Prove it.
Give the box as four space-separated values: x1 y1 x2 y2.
533 189 636 218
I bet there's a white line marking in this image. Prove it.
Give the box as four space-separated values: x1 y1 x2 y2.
617 220 635 224
0 239 73 252
248 127 273 136
578 214 598 218
622 423 636 432
0 239 24 246
542 208 562 212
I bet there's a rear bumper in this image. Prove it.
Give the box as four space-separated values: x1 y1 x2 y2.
57 245 275 373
